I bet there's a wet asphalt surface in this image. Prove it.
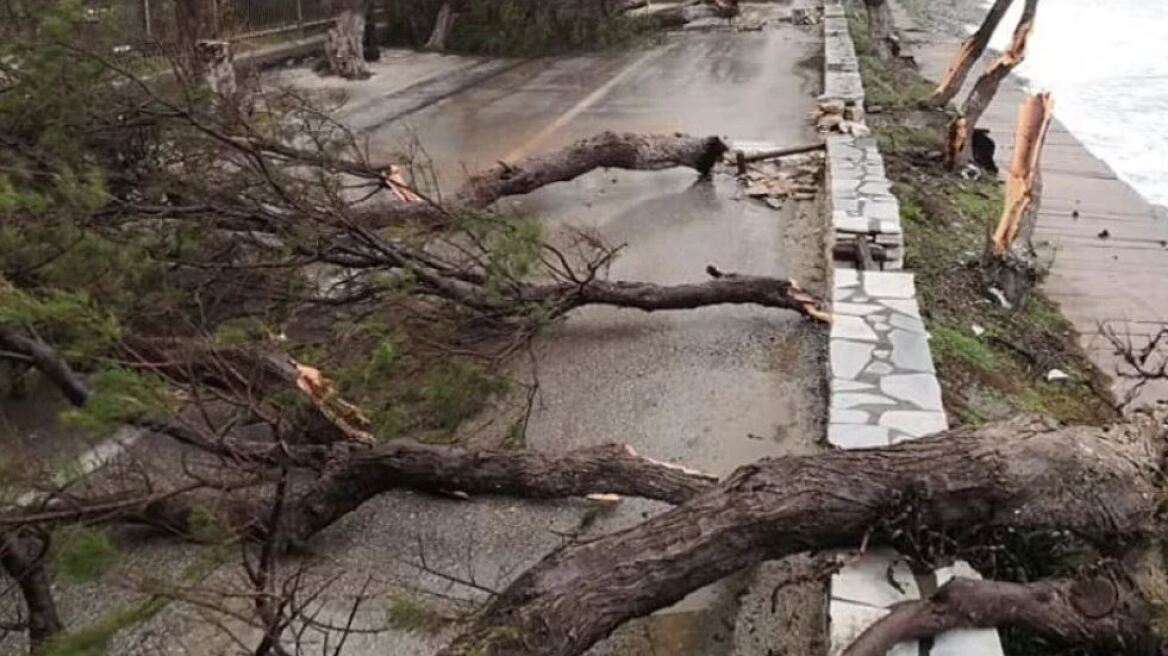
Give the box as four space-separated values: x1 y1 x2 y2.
1 7 830 655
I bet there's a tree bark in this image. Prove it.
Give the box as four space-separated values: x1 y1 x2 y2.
0 532 63 655
947 0 1040 168
359 131 730 227
923 0 1016 109
424 2 457 51
3 442 716 544
325 0 371 79
438 414 1161 656
984 91 1053 306
194 40 236 98
0 327 91 406
842 576 1157 656
863 0 897 58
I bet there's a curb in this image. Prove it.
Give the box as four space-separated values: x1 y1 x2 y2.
819 2 1004 654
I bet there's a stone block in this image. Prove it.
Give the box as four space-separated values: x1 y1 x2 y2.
880 374 944 411
889 330 938 374
829 424 890 448
879 410 948 437
833 315 878 342
831 340 875 379
863 272 915 299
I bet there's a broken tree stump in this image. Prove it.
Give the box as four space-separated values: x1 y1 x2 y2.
984 91 1053 306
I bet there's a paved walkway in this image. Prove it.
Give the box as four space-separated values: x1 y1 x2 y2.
895 3 1168 406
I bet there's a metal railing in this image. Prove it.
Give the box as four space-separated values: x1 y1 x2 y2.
119 0 336 46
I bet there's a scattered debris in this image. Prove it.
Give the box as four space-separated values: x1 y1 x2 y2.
971 324 986 337
1097 229 1110 239
987 286 1012 309
1046 369 1070 383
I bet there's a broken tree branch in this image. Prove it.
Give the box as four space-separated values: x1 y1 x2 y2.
841 576 1156 656
0 326 92 407
923 0 1016 109
946 0 1040 169
1 442 717 545
439 414 1161 656
0 531 62 654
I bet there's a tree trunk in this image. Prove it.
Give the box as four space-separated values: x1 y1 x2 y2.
842 576 1157 656
984 91 1053 306
325 0 371 79
356 131 731 227
947 0 1040 168
0 532 63 655
863 0 897 58
363 1 381 62
424 2 457 51
439 414 1161 656
923 0 1016 108
194 40 236 98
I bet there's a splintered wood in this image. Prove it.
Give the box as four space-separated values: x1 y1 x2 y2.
734 149 822 206
992 92 1054 254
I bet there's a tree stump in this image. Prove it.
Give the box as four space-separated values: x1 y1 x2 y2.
984 92 1054 306
325 0 371 79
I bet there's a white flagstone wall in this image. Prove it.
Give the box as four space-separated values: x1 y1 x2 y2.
819 2 1004 654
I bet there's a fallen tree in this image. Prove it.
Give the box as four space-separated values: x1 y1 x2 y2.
438 413 1164 655
6 7 1168 656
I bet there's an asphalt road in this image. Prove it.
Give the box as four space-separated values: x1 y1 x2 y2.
1 7 830 656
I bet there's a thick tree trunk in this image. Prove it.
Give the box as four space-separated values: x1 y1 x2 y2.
0 532 62 655
648 1 737 29
360 131 730 227
863 0 897 58
923 0 1016 108
984 91 1053 306
325 0 371 79
362 2 381 62
947 0 1039 168
439 414 1161 656
424 2 457 51
457 131 727 208
842 576 1157 656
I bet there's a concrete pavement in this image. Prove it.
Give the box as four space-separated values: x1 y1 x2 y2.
895 3 1168 406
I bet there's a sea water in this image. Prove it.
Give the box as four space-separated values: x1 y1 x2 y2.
976 0 1168 213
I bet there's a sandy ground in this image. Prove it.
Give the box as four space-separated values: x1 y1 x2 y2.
2 6 832 655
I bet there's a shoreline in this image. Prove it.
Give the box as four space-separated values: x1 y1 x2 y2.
898 0 1168 222
890 0 1168 406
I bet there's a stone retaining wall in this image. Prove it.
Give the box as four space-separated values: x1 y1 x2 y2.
819 2 1003 654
